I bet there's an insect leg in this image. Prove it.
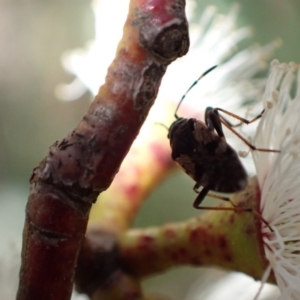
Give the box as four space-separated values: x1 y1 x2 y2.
193 183 200 193
193 183 237 207
214 108 265 125
212 108 280 153
205 107 242 131
195 205 273 232
193 187 209 208
205 107 226 138
192 185 274 231
218 114 243 128
251 210 274 232
193 187 236 208
206 193 236 208
195 205 251 212
234 207 273 232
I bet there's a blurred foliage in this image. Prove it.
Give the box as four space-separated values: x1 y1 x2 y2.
0 1 94 184
193 0 300 62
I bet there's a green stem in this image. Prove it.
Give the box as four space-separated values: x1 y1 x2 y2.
119 177 272 282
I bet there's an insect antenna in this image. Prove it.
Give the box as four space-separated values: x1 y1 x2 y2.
174 65 218 119
155 122 169 130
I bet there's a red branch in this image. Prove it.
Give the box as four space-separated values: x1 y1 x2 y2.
17 0 189 299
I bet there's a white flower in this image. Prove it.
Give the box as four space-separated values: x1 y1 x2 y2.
56 0 280 116
251 60 300 299
71 290 89 300
186 272 280 300
55 0 129 100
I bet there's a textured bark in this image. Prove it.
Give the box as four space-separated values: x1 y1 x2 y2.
17 0 189 299
88 101 176 235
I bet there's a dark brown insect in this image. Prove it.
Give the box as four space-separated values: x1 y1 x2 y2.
168 66 279 213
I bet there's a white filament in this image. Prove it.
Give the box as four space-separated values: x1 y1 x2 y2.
252 60 300 299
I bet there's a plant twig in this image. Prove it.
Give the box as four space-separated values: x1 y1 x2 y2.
16 0 189 299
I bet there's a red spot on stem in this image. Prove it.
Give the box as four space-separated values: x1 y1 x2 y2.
229 214 235 224
218 236 228 249
124 184 139 199
163 227 176 239
137 235 155 252
189 227 208 244
171 247 188 262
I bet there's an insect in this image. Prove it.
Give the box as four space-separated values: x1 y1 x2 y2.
168 66 279 217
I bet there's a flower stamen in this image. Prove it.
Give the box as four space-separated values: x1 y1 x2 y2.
252 60 300 298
